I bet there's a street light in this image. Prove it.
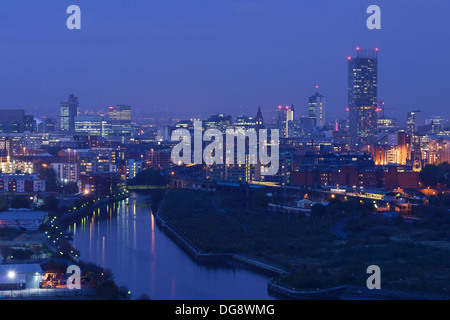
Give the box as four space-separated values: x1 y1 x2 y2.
7 271 17 296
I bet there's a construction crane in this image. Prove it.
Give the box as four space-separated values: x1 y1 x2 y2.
377 99 397 118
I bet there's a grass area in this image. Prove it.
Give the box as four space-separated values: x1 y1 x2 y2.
161 188 450 296
160 189 333 255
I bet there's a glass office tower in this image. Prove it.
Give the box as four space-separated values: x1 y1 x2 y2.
348 48 378 150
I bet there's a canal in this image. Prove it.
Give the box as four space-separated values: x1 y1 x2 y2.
70 192 274 300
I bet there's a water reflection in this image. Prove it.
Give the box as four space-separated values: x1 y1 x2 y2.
71 192 274 300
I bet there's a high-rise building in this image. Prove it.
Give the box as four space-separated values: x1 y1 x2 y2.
24 115 37 133
425 115 448 133
38 118 56 133
407 110 423 134
277 105 294 138
0 109 25 133
60 94 79 132
348 48 378 150
308 87 326 127
108 104 132 136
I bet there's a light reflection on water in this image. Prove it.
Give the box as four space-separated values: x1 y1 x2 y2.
70 192 274 300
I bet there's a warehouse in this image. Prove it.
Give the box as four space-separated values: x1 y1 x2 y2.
0 210 48 230
0 264 42 290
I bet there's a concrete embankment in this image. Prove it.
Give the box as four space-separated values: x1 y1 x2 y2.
267 279 346 299
232 255 287 276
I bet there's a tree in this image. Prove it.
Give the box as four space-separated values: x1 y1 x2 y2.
62 181 79 194
10 197 31 209
96 280 120 300
311 204 327 217
250 190 269 209
38 167 58 191
420 164 441 187
43 196 59 213
127 168 167 186
0 197 8 212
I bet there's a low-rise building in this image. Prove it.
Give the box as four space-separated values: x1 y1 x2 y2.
0 173 46 192
0 264 43 290
0 210 48 230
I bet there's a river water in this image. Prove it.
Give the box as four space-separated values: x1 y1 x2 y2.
70 192 274 300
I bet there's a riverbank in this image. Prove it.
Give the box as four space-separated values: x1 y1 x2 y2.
43 190 129 263
41 191 132 300
55 191 130 230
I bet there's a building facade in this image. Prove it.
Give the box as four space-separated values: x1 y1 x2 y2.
60 94 79 132
348 48 378 150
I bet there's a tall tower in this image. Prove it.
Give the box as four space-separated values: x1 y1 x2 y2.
348 48 378 150
407 110 423 134
308 86 326 127
277 105 294 138
60 94 79 132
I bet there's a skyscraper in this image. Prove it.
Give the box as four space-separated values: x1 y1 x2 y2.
308 86 326 127
348 48 378 150
60 94 79 132
108 104 132 136
407 110 423 134
277 105 294 138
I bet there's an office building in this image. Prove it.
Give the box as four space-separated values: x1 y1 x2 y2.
308 87 326 127
38 118 56 133
234 116 256 132
204 114 232 132
407 110 423 134
60 94 79 132
0 109 25 133
108 105 132 136
377 117 398 133
74 115 112 138
277 105 294 138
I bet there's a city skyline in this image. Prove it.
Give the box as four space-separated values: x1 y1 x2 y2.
0 0 449 121
1 1 450 304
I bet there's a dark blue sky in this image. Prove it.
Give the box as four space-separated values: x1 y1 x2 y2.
0 0 449 124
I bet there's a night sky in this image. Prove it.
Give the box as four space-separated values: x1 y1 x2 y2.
0 0 449 123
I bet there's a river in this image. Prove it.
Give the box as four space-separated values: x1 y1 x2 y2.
70 192 275 300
